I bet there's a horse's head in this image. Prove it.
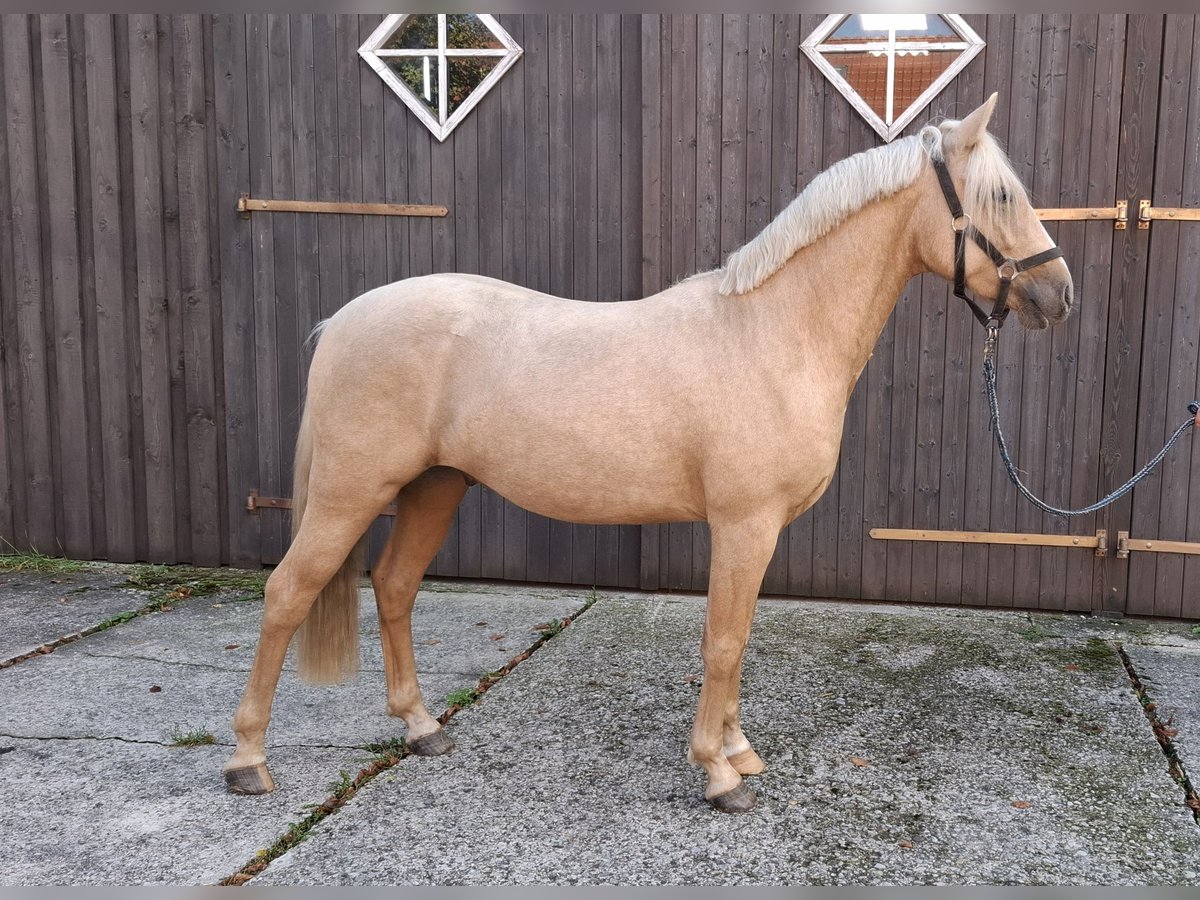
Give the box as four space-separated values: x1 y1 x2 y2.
914 94 1073 330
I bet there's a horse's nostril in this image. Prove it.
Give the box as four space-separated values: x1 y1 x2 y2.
1063 282 1074 309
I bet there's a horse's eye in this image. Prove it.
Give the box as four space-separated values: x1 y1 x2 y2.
997 187 1011 204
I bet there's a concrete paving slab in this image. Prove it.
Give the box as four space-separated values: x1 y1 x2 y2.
1123 643 1200 779
0 568 149 664
257 596 1200 886
0 578 588 885
0 737 369 886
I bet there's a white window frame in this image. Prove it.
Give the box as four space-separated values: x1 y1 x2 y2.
801 14 985 142
359 14 522 143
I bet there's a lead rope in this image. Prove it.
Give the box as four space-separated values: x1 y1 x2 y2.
982 325 1200 518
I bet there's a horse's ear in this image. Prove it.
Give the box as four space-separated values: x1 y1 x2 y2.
951 92 998 151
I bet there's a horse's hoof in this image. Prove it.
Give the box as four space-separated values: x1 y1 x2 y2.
224 763 275 795
408 728 455 757
708 781 758 813
727 747 765 776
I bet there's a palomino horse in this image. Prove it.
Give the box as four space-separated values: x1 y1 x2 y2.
226 94 1072 812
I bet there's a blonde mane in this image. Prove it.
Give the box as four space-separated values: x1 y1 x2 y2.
719 121 1028 296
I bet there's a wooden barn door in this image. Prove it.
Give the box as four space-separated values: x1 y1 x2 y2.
1104 15 1200 619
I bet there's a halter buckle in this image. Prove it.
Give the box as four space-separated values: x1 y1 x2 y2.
997 259 1019 281
951 213 972 234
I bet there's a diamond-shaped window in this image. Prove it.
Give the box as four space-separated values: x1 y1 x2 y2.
801 14 984 142
359 14 522 142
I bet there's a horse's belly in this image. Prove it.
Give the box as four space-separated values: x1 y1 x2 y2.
444 440 705 526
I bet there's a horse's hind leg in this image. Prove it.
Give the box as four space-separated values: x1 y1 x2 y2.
372 467 469 755
224 493 389 794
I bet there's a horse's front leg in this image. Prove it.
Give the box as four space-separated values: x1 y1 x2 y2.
689 514 781 812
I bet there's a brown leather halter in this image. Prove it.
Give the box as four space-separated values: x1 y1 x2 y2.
932 155 1064 332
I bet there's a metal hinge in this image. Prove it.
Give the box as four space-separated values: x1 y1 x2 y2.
1115 530 1200 559
1037 201 1127 230
1137 199 1200 230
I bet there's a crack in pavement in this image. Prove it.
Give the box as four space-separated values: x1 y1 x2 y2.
69 650 528 679
1117 644 1200 827
218 591 602 886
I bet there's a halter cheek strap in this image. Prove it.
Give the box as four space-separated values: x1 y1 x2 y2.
932 156 1064 331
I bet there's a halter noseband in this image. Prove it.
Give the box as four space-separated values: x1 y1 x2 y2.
932 156 1063 334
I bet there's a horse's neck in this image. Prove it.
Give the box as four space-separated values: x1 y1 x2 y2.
755 190 923 386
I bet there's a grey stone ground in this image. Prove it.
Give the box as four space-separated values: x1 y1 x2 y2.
1 564 1198 885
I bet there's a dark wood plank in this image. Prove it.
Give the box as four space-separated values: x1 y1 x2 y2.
211 14 257 567
263 13 302 570
1046 14 1101 608
4 15 56 552
984 15 1040 609
245 15 281 563
129 13 180 563
1099 15 1163 614
150 15 189 561
1024 14 1071 610
115 15 152 562
39 14 93 559
1134 14 1194 618
172 14 221 565
313 13 343 319
85 15 138 561
1176 20 1200 620
1064 14 1124 611
0 16 25 549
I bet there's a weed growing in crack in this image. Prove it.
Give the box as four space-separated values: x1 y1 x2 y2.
96 611 139 631
363 737 406 762
170 725 217 747
445 687 481 709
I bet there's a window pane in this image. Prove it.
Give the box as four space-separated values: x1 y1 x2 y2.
383 14 438 50
831 52 889 120
829 15 889 44
895 14 959 42
447 57 499 115
892 50 960 113
446 14 503 50
387 55 440 117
